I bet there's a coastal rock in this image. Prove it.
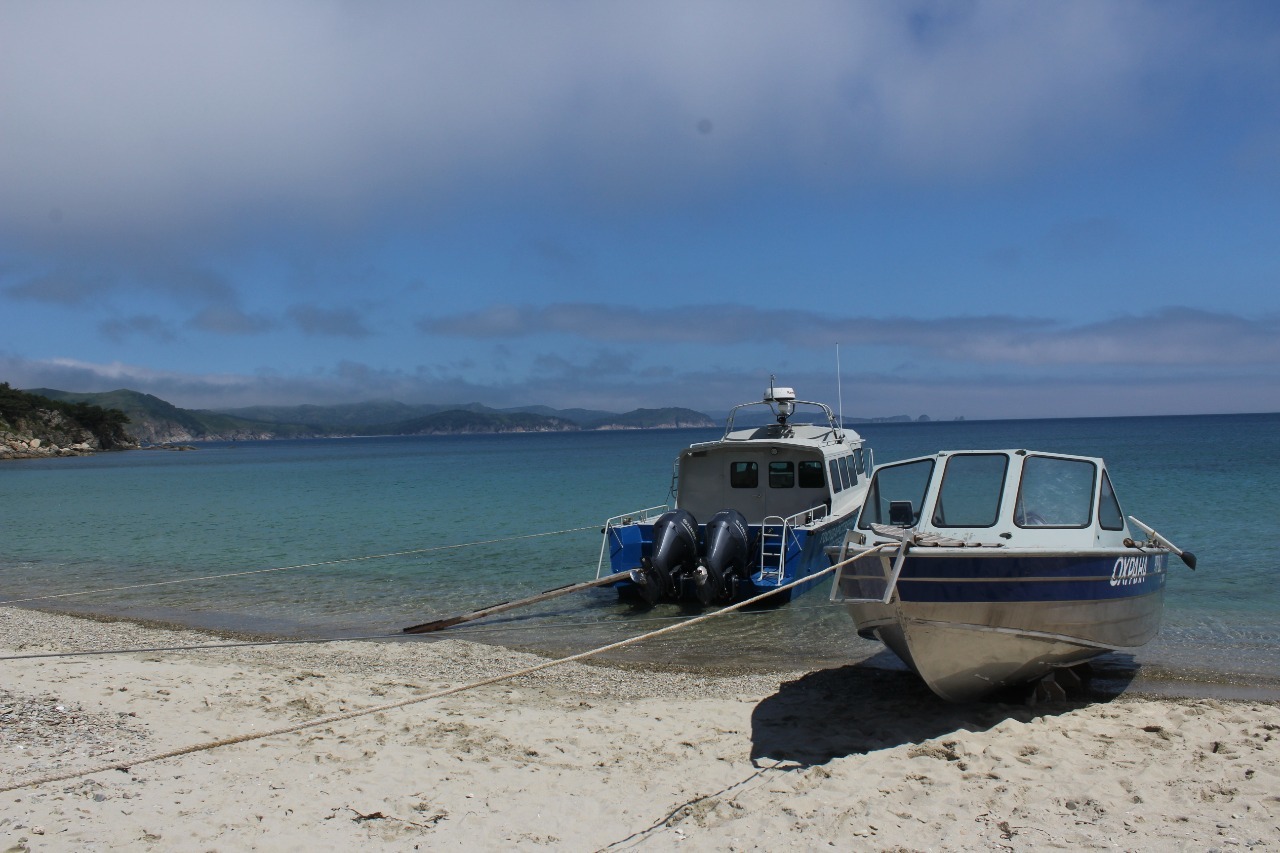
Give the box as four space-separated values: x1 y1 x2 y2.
0 409 136 460
131 423 275 444
594 420 709 430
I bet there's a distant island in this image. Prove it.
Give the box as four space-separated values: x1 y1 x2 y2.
2 382 947 458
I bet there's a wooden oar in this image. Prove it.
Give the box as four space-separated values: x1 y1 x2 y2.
1128 516 1197 570
402 572 625 634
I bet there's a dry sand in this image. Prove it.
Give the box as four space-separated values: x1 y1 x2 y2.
2 606 1277 851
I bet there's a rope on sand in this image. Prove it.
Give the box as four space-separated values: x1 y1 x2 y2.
0 524 599 606
0 551 882 795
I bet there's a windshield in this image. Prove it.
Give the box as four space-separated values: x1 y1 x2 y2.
858 457 934 528
932 453 1008 528
1014 455 1096 527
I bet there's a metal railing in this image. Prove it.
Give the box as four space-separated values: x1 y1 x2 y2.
595 505 671 578
829 531 907 605
757 503 829 582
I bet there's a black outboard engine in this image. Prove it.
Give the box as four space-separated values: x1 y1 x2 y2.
630 509 699 606
694 509 750 605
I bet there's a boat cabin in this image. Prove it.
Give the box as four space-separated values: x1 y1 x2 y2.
856 449 1131 548
676 426 867 526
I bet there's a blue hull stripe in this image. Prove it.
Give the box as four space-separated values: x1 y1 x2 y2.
888 553 1168 604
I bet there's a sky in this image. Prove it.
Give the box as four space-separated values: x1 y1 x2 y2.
2 1 1279 420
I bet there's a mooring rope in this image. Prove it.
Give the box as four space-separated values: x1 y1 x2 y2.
0 524 598 607
0 553 876 794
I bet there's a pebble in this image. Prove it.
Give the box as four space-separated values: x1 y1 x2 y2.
1 685 148 777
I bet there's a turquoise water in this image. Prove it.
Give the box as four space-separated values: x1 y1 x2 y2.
2 414 1277 685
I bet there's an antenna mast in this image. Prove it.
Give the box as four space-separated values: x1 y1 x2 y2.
836 344 844 433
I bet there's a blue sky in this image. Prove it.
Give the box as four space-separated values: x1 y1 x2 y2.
2 1 1278 419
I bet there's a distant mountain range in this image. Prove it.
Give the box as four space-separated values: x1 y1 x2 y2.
24 388 718 444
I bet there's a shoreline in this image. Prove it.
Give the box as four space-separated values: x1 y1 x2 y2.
12 597 1280 702
3 606 1279 850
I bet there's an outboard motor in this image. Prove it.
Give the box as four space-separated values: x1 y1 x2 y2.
694 509 750 605
630 510 700 606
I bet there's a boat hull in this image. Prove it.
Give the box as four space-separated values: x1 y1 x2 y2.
837 549 1168 701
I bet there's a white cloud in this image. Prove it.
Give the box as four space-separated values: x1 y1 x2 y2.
0 1 1222 246
422 303 1280 369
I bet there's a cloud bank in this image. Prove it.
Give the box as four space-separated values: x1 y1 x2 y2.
0 1 1210 247
422 304 1280 368
6 304 1278 417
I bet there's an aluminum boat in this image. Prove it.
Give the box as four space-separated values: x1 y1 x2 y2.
830 449 1195 701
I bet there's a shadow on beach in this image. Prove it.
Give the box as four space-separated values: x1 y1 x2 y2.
749 651 1139 767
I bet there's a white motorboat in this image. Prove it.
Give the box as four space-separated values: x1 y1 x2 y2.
600 382 873 605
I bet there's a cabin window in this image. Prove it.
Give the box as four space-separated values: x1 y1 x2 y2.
1015 455 1095 528
839 456 856 489
769 461 795 488
798 460 825 489
858 457 935 529
854 447 866 475
932 453 1007 528
828 460 843 493
730 461 758 488
1098 470 1125 530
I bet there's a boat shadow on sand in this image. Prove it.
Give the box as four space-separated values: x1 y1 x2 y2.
749 650 1139 767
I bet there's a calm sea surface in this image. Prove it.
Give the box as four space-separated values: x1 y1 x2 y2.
2 413 1278 692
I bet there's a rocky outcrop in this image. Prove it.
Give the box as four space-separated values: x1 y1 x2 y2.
592 419 711 430
127 421 276 445
0 409 136 460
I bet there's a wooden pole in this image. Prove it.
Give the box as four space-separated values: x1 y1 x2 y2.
402 572 624 634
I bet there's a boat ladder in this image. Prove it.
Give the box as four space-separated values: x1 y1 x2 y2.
758 516 794 582
758 505 828 583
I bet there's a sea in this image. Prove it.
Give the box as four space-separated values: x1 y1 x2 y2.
2 413 1278 697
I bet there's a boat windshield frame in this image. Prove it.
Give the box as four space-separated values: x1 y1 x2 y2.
856 448 1119 537
720 398 843 441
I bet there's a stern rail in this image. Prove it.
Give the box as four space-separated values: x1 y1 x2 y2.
596 505 671 578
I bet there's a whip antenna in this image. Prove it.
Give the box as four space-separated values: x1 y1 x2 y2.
836 343 844 431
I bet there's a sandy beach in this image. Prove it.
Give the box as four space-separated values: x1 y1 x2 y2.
2 606 1277 851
